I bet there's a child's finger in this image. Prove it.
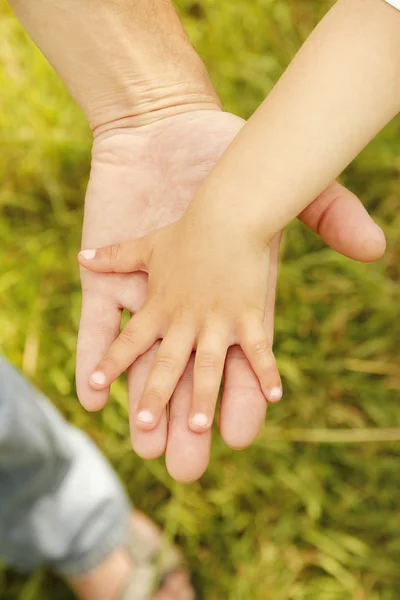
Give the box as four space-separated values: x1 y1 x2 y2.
189 323 230 433
135 324 195 431
127 344 169 460
239 314 282 403
78 234 154 274
89 305 161 389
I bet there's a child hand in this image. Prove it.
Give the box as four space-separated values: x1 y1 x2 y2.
78 213 282 433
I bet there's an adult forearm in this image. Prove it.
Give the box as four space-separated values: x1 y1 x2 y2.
9 0 220 131
191 0 400 240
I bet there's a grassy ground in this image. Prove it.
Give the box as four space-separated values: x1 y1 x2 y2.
1 1 400 598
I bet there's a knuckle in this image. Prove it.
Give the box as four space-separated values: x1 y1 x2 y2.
101 355 120 372
108 243 121 266
251 339 272 359
173 304 192 324
155 354 177 372
144 387 164 405
118 326 137 347
197 352 219 372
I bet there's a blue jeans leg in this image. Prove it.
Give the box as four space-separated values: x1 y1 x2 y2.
0 357 130 576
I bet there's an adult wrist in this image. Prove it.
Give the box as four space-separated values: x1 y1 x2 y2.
10 0 221 133
91 49 221 135
88 1 222 134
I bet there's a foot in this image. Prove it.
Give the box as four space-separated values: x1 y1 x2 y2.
69 511 194 600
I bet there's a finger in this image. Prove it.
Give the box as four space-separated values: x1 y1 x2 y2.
299 181 386 262
239 314 282 403
76 282 121 411
220 346 267 449
127 344 168 460
78 234 154 274
166 355 212 483
89 305 161 389
135 324 195 432
219 234 281 449
189 323 230 433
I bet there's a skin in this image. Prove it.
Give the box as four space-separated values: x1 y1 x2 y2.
70 512 193 600
10 0 387 483
80 0 400 453
6 1 388 597
78 109 386 482
183 0 400 238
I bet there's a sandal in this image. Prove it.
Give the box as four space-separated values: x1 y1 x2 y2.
118 514 194 600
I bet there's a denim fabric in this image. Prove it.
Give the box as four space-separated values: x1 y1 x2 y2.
0 357 130 575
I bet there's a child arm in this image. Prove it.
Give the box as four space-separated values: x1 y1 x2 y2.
186 0 400 242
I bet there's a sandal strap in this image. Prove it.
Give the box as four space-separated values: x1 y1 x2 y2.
119 563 158 600
118 520 183 600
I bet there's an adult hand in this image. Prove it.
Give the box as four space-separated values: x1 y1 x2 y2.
76 108 386 482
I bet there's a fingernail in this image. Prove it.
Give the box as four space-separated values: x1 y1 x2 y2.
190 413 209 428
90 371 106 386
269 386 282 401
79 249 96 260
137 410 154 424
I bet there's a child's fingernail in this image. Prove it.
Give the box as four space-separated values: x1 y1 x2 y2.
137 410 154 424
269 386 282 401
90 371 106 386
190 413 209 429
79 249 96 260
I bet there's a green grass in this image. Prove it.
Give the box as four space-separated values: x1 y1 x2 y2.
1 1 400 598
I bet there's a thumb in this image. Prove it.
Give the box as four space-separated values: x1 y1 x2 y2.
78 232 155 273
299 181 386 263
